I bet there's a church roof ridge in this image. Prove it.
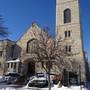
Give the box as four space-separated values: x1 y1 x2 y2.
16 22 42 43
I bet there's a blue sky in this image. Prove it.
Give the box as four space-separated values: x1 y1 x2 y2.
0 0 90 62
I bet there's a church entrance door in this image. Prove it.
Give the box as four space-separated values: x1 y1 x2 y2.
27 62 35 76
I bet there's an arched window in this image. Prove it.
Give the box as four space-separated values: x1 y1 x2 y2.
26 39 37 53
64 9 71 23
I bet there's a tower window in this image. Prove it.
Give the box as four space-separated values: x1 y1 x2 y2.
68 46 71 52
68 31 71 37
0 51 3 56
65 46 68 52
65 45 71 52
65 31 67 37
64 31 71 38
64 9 71 23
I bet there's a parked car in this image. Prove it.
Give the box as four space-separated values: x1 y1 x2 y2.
23 77 53 89
4 72 21 77
4 72 22 84
13 75 26 85
35 73 55 81
0 76 7 84
0 76 3 79
70 78 77 85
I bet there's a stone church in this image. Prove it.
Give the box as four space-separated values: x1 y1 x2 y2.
0 0 89 82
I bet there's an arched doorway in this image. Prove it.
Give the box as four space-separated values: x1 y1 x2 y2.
21 53 36 76
27 61 35 76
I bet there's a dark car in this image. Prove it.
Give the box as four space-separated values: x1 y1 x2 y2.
4 72 21 84
5 72 21 77
70 78 77 85
13 75 26 85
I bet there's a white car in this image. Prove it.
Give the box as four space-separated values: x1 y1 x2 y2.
23 77 54 90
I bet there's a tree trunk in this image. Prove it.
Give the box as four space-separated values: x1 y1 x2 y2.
67 71 70 86
79 65 82 90
48 61 51 90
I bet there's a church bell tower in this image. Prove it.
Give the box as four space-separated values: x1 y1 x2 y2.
56 0 86 82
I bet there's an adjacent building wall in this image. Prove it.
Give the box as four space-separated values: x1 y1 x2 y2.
0 39 15 75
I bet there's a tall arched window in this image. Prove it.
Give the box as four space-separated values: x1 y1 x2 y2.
64 9 71 23
26 39 37 53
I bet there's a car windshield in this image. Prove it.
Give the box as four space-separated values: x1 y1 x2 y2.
28 79 48 88
37 80 46 83
5 73 20 77
32 80 46 84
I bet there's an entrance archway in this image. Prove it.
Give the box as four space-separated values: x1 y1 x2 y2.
21 55 36 76
27 62 35 76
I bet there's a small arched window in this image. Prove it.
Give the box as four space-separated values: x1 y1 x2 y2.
65 45 71 52
64 9 71 23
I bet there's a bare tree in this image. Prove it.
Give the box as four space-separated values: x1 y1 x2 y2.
0 15 9 37
27 28 74 90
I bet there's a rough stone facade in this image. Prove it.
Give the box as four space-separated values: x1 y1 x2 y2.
17 23 42 56
14 23 63 76
0 39 15 75
56 0 86 82
16 23 44 75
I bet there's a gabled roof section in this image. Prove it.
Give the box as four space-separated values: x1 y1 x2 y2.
16 23 42 48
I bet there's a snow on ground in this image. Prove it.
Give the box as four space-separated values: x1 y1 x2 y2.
53 85 88 90
0 85 88 90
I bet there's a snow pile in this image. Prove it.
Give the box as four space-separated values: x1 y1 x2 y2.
53 85 88 90
0 87 16 90
0 76 3 79
0 85 88 90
